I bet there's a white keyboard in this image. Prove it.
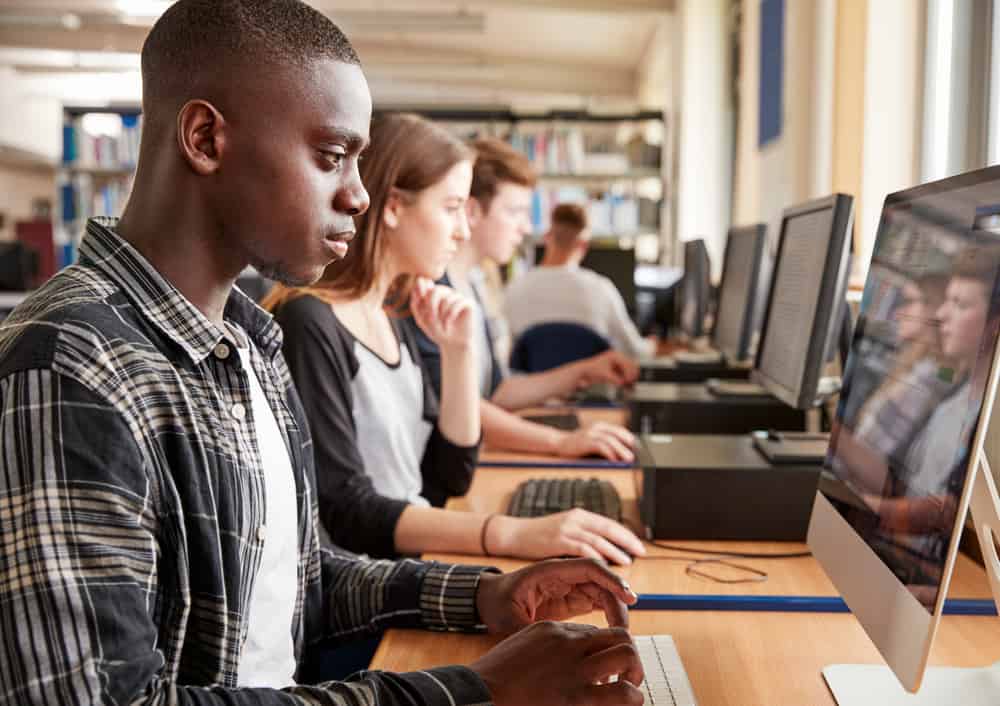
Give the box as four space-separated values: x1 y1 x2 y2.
635 635 698 706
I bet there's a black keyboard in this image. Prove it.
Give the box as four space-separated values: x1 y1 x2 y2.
507 477 622 522
522 413 581 431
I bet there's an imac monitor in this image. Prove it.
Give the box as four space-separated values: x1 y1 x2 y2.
752 194 855 409
677 239 711 338
809 166 1000 700
712 223 767 362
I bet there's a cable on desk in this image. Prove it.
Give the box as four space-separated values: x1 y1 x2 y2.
648 541 812 560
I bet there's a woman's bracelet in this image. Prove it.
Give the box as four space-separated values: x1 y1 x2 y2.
480 513 499 556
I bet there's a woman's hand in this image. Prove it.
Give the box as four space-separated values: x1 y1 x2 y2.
410 277 476 353
487 509 647 566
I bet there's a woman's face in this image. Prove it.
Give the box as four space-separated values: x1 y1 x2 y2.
937 277 990 362
894 282 933 343
388 160 473 279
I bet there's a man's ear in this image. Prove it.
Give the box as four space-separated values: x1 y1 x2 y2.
176 99 226 176
466 197 485 229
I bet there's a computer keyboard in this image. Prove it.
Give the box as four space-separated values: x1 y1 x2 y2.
635 635 698 705
673 349 723 365
569 382 623 405
507 477 622 522
522 412 582 431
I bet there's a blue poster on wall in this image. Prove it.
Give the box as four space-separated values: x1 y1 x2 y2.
759 0 784 147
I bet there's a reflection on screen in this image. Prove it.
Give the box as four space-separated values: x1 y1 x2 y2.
824 186 1000 612
757 208 834 395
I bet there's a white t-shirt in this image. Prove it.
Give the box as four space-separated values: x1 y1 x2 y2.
352 341 434 506
233 335 299 688
504 265 654 358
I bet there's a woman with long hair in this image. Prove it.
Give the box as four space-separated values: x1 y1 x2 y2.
263 113 644 565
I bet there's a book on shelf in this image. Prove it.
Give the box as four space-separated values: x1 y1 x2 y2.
62 113 141 170
530 186 657 237
510 125 655 176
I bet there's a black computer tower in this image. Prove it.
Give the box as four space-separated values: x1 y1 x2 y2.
637 434 823 541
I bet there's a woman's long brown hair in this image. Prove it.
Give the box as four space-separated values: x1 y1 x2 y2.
261 112 473 313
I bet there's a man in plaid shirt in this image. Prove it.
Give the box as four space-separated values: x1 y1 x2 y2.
0 1 645 705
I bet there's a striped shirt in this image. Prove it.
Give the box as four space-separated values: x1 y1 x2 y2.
0 218 494 706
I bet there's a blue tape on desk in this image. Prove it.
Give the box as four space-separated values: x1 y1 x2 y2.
477 459 635 469
633 594 997 615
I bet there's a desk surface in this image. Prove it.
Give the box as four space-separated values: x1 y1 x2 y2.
373 409 1000 705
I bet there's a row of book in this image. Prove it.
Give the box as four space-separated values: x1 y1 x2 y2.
530 186 659 237
59 173 133 226
62 114 142 168
509 127 659 175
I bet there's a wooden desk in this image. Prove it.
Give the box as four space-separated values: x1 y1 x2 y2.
372 453 999 704
372 607 999 705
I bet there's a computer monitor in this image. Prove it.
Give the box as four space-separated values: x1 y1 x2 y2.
582 246 637 313
677 238 711 338
711 224 767 362
752 194 854 410
809 166 1000 703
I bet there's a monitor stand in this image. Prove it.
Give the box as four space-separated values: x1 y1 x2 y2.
822 453 1000 705
753 431 830 464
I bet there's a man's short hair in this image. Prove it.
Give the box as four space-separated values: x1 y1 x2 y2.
141 0 359 120
469 137 537 212
548 203 589 249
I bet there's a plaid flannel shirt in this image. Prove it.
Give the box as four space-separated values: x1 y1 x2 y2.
0 218 494 706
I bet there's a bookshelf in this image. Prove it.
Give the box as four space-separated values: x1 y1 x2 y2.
391 108 667 263
57 105 141 266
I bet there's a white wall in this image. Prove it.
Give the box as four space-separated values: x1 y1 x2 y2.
0 67 62 164
674 0 732 280
858 0 923 277
734 0 834 251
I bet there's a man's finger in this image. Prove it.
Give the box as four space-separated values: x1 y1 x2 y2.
580 679 645 706
579 641 645 688
567 540 606 563
529 559 638 606
597 433 633 462
584 584 630 628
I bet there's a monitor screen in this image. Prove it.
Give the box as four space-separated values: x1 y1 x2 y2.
582 246 637 312
754 195 853 409
822 179 1000 613
713 224 766 361
679 239 710 337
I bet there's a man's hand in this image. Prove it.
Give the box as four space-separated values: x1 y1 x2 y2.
476 558 638 635
410 277 475 352
556 421 636 462
576 351 640 388
470 622 644 706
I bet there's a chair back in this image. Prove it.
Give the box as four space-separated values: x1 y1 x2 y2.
509 321 610 373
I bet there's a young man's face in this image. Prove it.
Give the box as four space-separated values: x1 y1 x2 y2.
468 181 533 265
218 59 372 286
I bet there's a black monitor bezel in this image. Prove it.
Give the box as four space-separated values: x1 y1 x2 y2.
679 238 710 338
712 223 767 362
752 193 854 410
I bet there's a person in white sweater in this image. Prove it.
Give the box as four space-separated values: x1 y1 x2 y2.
505 203 655 358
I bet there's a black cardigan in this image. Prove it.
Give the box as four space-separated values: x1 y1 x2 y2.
273 294 479 558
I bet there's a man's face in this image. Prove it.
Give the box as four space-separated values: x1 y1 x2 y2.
218 59 372 286
469 181 533 264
